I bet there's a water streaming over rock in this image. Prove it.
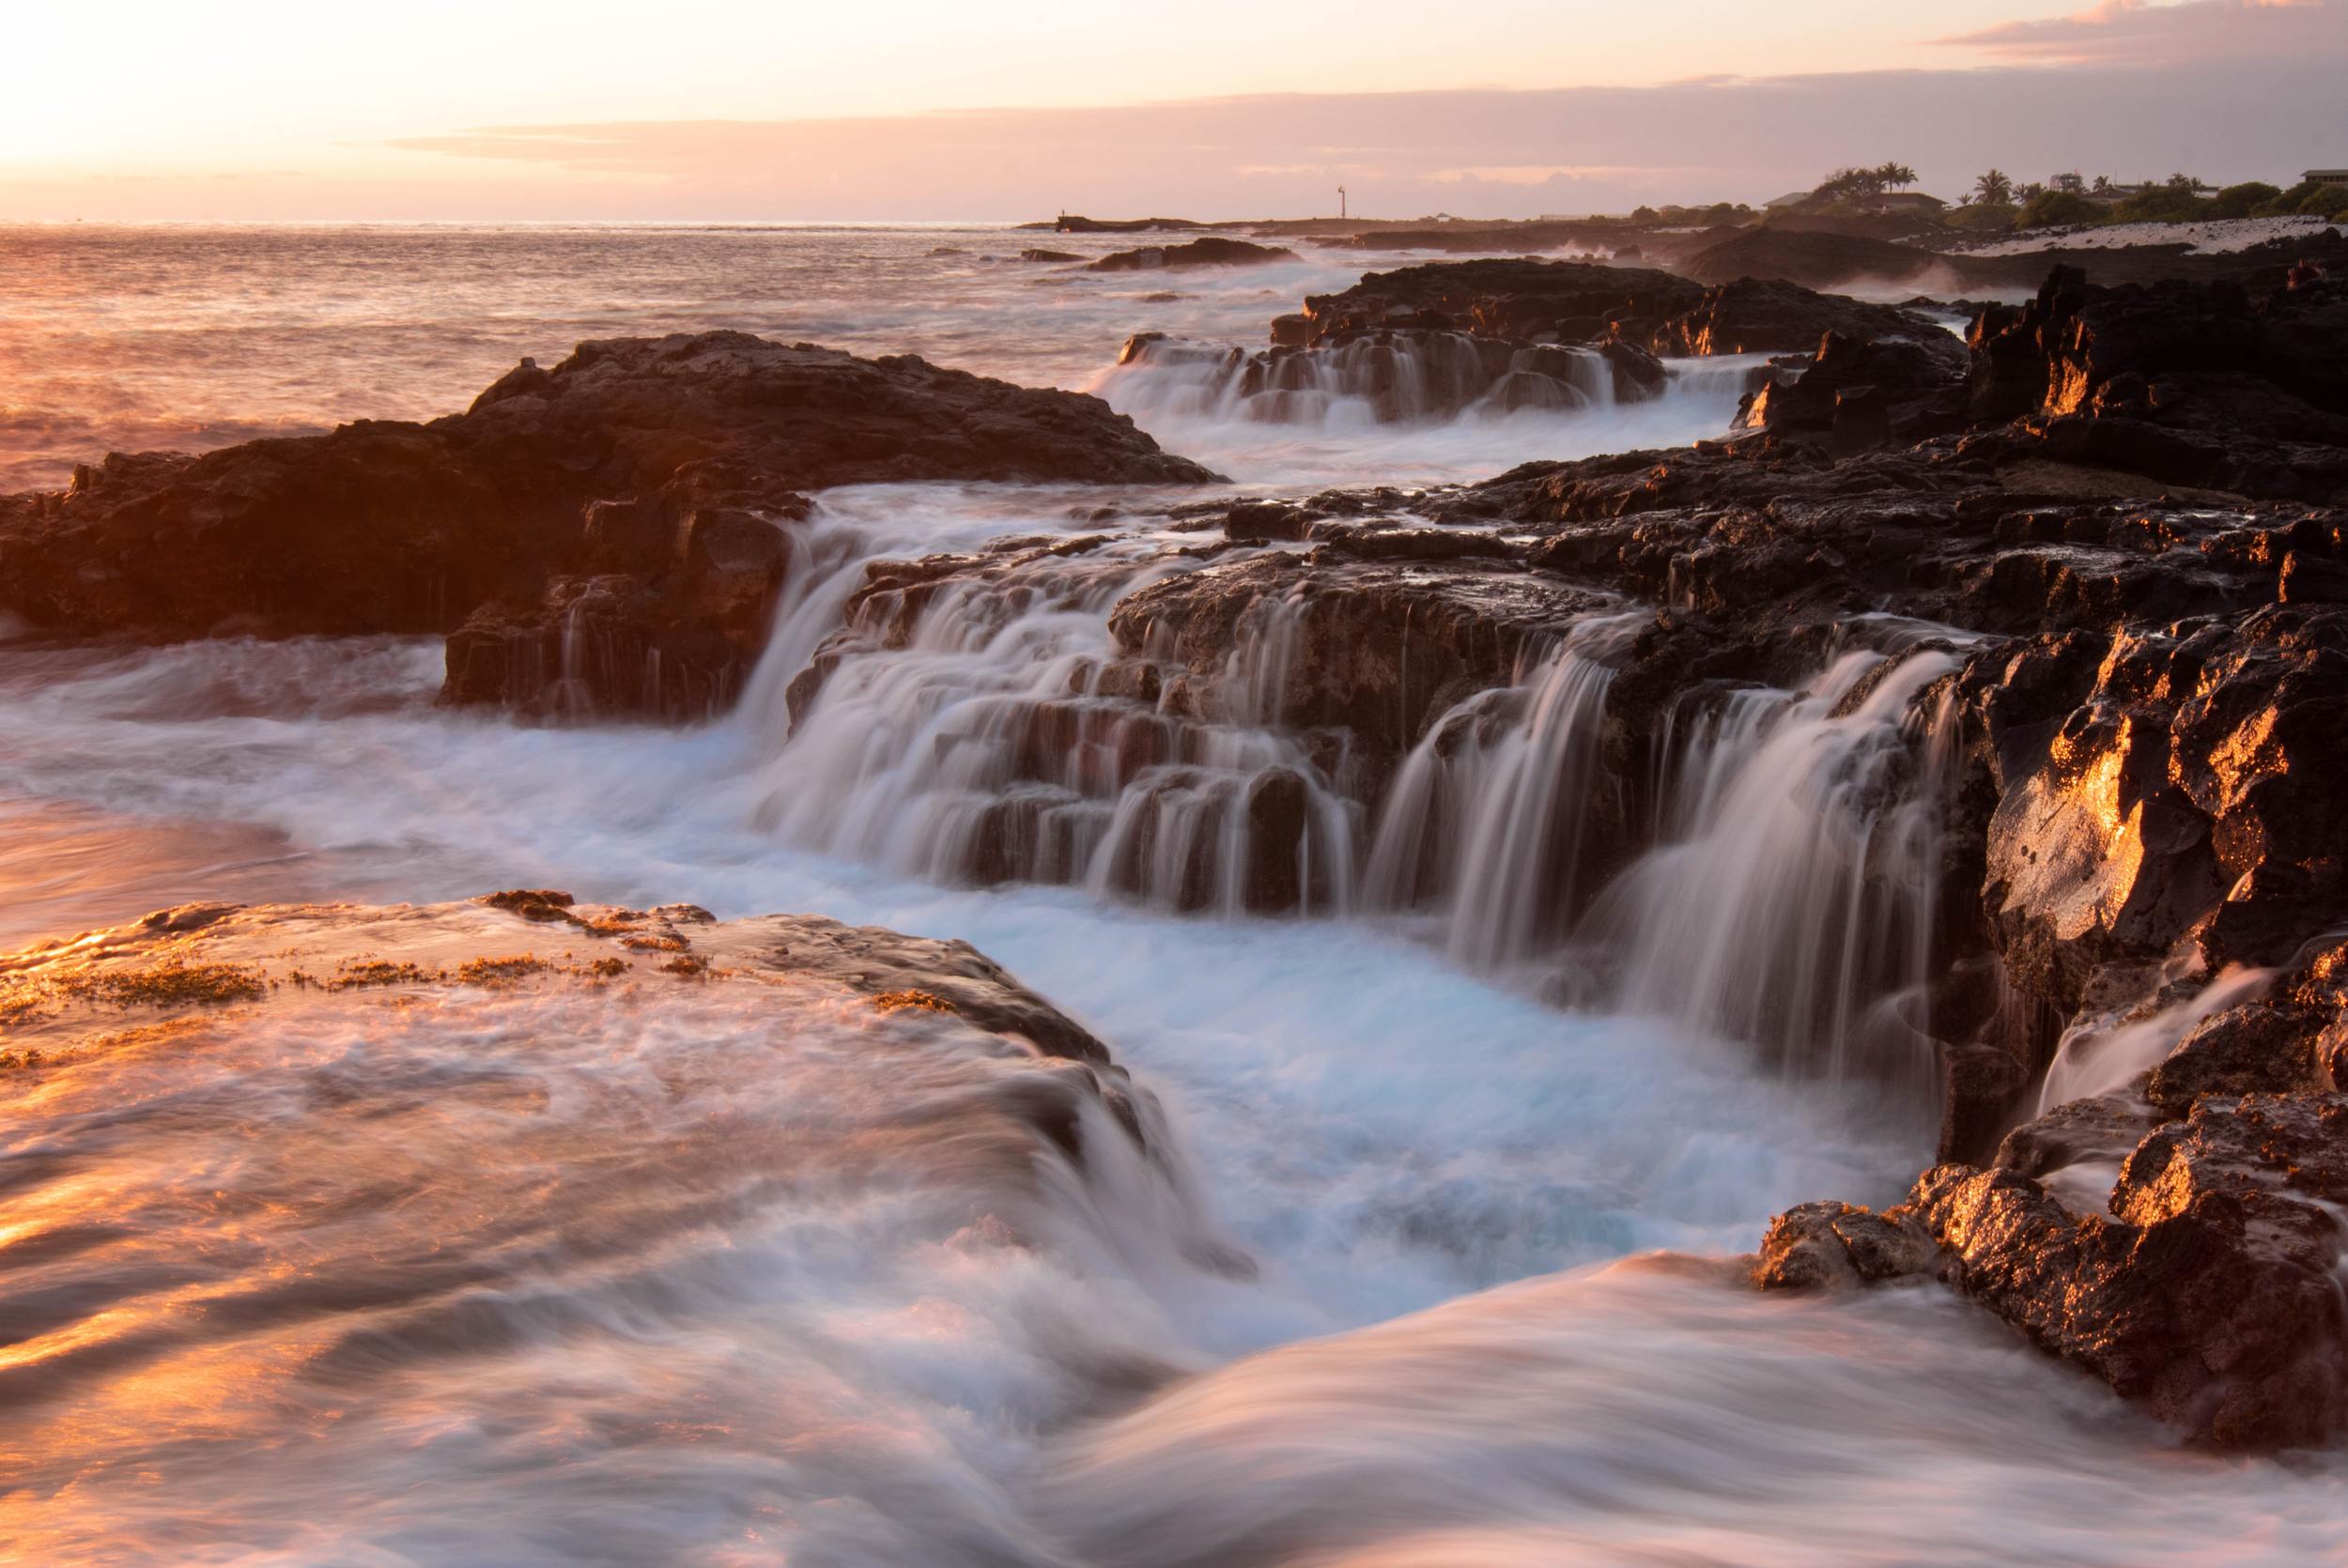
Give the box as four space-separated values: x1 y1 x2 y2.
740 503 1973 1099
1364 615 1639 970
746 530 1363 915
1102 330 1622 427
1604 648 1961 1089
1088 332 1771 487
2033 961 2277 1115
1 226 2329 1563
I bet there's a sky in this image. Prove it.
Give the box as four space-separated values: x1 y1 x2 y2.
1 0 2341 221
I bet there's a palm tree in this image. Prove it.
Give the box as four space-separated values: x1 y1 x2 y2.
1973 169 2015 207
1875 161 1918 192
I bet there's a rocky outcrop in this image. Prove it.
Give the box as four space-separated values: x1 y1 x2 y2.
1293 259 1710 349
1753 942 2348 1451
0 333 1217 716
1962 267 2348 504
1118 260 1958 429
1674 226 2348 297
1645 276 1950 357
1966 606 2348 1022
1044 215 1207 234
1087 238 1298 272
1914 1091 2348 1451
1755 1098 2348 1452
1735 330 1970 452
1287 259 1948 358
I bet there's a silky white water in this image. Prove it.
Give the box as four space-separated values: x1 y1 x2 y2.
3 479 2339 1560
3 225 2335 1562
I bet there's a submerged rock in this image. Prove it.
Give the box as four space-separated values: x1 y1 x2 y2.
1086 238 1298 272
0 893 1148 1152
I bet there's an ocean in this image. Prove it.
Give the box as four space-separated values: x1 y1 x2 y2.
0 223 2337 1565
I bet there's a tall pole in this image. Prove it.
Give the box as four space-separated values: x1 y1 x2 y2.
1338 185 1348 220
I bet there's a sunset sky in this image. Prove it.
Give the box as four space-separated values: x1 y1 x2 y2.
4 0 2340 220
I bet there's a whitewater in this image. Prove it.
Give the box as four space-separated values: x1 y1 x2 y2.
0 223 2340 1565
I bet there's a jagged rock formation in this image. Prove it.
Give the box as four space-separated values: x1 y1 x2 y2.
1733 330 1970 452
0 333 1217 717
1960 266 2348 500
1007 260 2348 1443
1279 258 1944 359
1752 1084 2348 1451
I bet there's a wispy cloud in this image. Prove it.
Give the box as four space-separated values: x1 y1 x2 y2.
1935 0 2339 65
375 59 2342 222
16 53 2340 223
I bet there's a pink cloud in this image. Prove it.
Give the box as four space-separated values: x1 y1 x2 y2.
1936 0 2340 65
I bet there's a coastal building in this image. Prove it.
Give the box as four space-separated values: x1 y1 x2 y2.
2309 169 2348 188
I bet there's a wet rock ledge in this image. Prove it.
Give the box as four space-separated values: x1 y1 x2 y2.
0 892 1151 1165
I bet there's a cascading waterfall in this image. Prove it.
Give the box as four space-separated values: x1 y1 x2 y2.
1364 614 1640 970
1358 625 1962 1097
1602 649 1961 1089
1645 684 1784 841
1090 588 1363 915
1100 330 1622 429
744 513 1968 1101
746 530 1361 915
